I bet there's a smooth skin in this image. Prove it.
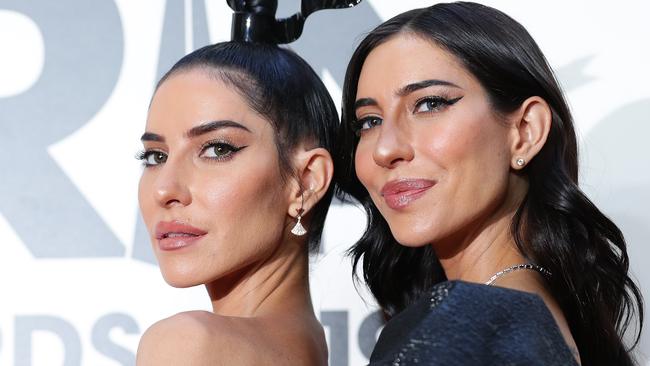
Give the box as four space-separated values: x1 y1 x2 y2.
353 33 580 363
136 69 332 365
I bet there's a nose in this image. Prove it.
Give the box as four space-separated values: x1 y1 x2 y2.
372 119 414 168
153 161 192 208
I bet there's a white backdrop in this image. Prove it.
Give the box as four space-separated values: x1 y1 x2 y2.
0 1 648 365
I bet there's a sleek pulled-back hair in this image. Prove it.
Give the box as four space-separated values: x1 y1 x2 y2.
158 41 338 252
336 2 643 365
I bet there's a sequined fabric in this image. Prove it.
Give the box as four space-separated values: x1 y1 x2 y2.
369 281 578 366
429 281 453 309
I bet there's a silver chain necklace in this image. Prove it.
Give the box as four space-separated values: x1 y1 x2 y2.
485 263 551 286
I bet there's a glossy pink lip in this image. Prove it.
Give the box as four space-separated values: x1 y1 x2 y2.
154 221 207 251
380 179 435 210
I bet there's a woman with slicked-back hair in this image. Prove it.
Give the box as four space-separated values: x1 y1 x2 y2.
135 0 358 364
336 2 643 365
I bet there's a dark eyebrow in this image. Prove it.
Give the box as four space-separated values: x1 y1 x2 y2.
186 120 251 138
141 132 164 142
354 79 461 112
396 79 461 97
354 97 378 111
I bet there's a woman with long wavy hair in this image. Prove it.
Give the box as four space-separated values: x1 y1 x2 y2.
336 2 643 365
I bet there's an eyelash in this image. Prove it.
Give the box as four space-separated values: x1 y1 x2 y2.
351 116 382 137
413 95 462 114
352 95 463 136
135 149 167 168
198 139 246 161
135 140 247 168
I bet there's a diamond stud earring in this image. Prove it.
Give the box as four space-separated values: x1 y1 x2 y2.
515 158 526 167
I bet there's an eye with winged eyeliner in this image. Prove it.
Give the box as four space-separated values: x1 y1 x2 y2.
137 120 251 167
352 79 462 113
352 79 463 136
352 95 463 136
136 140 248 167
198 139 247 161
413 95 463 114
189 120 250 162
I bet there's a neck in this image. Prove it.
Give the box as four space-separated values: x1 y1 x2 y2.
205 236 313 318
436 176 528 284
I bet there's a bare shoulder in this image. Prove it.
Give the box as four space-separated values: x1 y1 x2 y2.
136 311 229 365
136 311 327 366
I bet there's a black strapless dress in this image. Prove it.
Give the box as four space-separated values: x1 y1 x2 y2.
369 281 579 365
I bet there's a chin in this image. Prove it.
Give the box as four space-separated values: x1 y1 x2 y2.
161 273 202 288
165 278 201 288
384 216 437 248
390 229 433 248
158 263 207 288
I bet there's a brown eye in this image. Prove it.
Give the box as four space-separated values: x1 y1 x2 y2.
414 96 463 114
140 150 167 167
354 116 383 136
199 142 242 160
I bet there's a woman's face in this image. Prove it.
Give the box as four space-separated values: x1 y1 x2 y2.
139 69 290 287
353 34 516 249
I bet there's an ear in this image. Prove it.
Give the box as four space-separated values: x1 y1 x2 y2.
287 146 334 218
508 96 552 170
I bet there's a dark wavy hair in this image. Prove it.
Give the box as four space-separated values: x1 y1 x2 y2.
335 2 643 365
158 41 338 252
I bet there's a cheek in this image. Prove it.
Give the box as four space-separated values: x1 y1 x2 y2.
137 172 155 225
425 118 511 213
423 109 510 174
200 171 273 214
354 140 375 189
195 159 288 237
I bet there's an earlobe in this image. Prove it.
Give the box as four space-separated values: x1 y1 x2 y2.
509 96 552 170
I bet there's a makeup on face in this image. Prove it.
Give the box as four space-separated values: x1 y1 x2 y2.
380 178 436 210
352 78 464 136
137 120 251 168
138 70 290 288
352 35 513 248
155 220 208 251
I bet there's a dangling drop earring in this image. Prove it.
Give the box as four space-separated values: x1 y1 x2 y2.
291 194 307 236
